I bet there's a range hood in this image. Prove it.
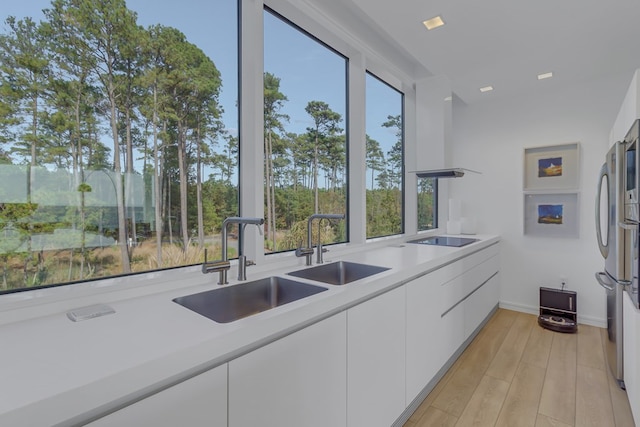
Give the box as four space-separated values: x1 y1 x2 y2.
411 168 481 178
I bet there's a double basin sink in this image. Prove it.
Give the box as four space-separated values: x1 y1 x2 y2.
173 261 389 323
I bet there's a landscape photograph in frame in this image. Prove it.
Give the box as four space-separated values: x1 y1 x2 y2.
537 204 563 225
538 156 563 177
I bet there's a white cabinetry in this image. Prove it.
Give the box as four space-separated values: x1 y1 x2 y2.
623 292 639 424
347 286 406 427
464 271 499 338
440 246 500 360
406 244 499 409
88 363 228 427
406 268 448 403
228 312 347 427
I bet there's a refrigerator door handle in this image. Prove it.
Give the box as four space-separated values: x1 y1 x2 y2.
618 221 639 230
596 163 609 258
596 271 632 291
595 271 615 291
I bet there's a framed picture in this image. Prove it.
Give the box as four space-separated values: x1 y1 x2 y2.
524 192 579 237
524 143 580 190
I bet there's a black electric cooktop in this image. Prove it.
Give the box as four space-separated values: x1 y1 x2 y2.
407 236 479 247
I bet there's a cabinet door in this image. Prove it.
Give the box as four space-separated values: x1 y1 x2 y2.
347 286 406 427
88 363 227 427
229 312 347 427
406 272 444 404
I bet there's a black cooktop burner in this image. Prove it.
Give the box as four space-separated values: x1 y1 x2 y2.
408 236 479 247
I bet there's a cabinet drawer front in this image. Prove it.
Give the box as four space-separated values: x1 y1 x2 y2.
425 243 500 288
441 255 499 315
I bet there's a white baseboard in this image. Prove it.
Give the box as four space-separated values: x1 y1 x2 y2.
499 300 606 328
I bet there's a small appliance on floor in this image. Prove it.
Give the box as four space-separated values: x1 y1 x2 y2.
538 286 577 333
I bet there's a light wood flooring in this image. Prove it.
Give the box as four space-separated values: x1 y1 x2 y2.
404 309 635 427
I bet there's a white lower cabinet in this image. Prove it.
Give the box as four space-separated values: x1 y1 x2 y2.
623 292 639 424
87 363 228 427
406 272 445 404
228 312 347 427
88 244 500 427
347 286 406 427
464 272 499 339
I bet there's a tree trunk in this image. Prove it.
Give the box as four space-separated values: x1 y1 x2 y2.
313 143 319 214
125 108 137 249
153 87 163 267
196 125 204 248
108 80 131 273
177 126 189 250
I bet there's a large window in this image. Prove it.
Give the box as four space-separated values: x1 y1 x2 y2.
365 72 404 239
417 177 437 231
0 0 238 292
262 9 348 254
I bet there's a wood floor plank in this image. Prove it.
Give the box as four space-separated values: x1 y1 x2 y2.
415 406 458 427
406 309 635 427
521 321 554 369
408 354 465 422
534 414 572 427
454 375 510 426
432 317 511 417
577 324 606 370
486 312 534 382
576 364 615 427
495 362 546 427
483 308 520 332
538 332 577 425
606 362 635 427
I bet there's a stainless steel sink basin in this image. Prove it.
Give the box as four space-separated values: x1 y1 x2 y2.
173 277 327 323
287 261 389 285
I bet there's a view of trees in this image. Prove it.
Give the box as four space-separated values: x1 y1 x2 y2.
0 0 237 290
0 1 425 293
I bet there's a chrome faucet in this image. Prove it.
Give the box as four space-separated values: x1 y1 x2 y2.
295 213 345 265
202 248 230 285
223 217 264 282
203 216 264 284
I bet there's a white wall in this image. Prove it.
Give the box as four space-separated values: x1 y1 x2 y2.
448 71 634 326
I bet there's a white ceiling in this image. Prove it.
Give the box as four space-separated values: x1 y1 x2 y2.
310 0 640 105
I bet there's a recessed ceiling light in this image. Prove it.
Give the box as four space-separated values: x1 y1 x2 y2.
537 72 553 80
444 96 452 101
479 86 494 93
423 16 445 30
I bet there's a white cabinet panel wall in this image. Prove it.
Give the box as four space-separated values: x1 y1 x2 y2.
228 312 347 427
347 286 406 427
87 364 228 427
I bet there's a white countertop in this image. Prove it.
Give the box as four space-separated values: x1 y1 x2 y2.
0 234 499 426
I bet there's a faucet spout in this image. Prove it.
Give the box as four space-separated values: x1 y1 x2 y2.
221 217 265 282
298 213 345 266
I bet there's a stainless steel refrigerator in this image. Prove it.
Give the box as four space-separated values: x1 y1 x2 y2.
596 140 629 389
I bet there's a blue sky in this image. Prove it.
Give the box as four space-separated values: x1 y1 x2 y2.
2 0 401 182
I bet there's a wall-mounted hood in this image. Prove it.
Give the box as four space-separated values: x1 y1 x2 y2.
411 168 481 178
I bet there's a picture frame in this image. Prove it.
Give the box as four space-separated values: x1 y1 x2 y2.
523 143 580 191
523 192 579 238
